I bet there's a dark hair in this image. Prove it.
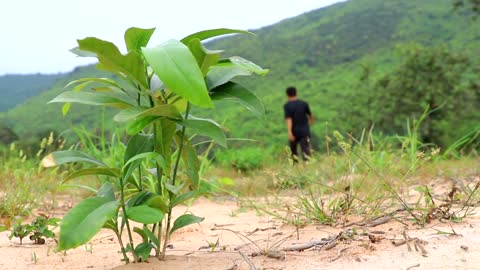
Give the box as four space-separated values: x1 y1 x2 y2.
286 86 297 97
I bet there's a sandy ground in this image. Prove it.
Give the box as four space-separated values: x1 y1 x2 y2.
1 198 480 270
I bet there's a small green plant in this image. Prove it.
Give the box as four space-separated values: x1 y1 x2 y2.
8 216 60 245
42 27 267 263
29 216 60 244
9 219 31 245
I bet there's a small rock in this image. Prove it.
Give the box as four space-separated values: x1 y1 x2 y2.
460 245 468 251
355 257 361 262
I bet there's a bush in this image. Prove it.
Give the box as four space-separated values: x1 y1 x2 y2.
216 147 266 172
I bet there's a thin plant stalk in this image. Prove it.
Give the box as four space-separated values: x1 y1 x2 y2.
119 176 139 262
161 103 191 260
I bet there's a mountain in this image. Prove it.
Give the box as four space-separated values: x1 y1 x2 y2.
0 73 62 112
1 0 479 148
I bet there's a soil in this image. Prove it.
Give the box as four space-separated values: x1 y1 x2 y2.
1 198 480 270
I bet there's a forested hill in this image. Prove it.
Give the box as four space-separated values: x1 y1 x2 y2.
0 74 62 112
1 0 479 148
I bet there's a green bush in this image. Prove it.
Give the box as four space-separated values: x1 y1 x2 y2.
216 147 266 172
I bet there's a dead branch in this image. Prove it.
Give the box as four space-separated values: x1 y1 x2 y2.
282 239 333 252
329 247 350 262
239 251 258 270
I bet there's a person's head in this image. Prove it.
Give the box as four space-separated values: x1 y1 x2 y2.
286 86 297 98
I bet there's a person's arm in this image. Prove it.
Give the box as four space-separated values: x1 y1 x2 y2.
306 103 314 125
286 117 295 142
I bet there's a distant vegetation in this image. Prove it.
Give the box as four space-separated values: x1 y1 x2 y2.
0 0 479 154
0 73 61 112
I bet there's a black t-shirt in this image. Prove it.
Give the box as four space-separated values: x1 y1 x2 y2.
284 99 312 137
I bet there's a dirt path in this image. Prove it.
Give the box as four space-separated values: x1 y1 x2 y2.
1 198 479 270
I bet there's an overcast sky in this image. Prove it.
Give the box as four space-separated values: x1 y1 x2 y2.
0 0 345 75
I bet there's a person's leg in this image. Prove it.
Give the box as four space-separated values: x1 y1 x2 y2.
289 139 299 163
299 136 311 161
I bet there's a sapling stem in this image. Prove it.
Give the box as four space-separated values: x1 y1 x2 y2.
161 102 190 260
119 176 138 262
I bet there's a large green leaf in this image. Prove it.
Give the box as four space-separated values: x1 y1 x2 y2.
180 28 252 45
178 117 226 147
77 37 148 88
142 40 212 108
127 205 164 224
187 38 222 76
41 150 106 168
206 57 269 90
169 214 204 235
63 167 120 183
57 197 119 251
211 82 265 117
114 105 181 122
124 27 155 52
49 91 136 108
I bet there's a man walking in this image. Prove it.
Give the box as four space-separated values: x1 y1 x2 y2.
284 86 314 162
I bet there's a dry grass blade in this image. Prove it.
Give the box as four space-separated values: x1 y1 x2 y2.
239 251 258 270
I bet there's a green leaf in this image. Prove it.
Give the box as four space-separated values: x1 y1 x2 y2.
63 167 120 183
169 214 204 236
211 82 265 117
65 77 123 92
127 205 164 224
134 242 154 261
124 27 155 52
127 191 154 207
124 152 167 174
97 183 116 201
143 225 160 249
125 116 157 135
146 195 169 213
77 37 148 88
206 57 268 90
154 118 177 169
114 105 181 122
133 227 149 243
49 91 136 108
177 117 226 147
69 47 97 57
58 197 119 251
124 133 154 163
41 150 106 168
170 191 198 207
174 135 200 188
180 28 252 45
142 39 212 108
187 38 222 76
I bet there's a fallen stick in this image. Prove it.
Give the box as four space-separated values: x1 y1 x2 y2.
366 216 391 227
406 263 420 270
282 239 333 252
329 247 350 262
239 251 258 270
246 226 277 236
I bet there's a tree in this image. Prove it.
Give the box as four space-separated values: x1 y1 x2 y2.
453 0 480 16
348 44 479 147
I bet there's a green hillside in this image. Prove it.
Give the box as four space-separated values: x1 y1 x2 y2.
1 0 479 150
0 73 62 112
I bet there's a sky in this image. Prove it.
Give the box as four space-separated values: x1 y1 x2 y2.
0 0 344 75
